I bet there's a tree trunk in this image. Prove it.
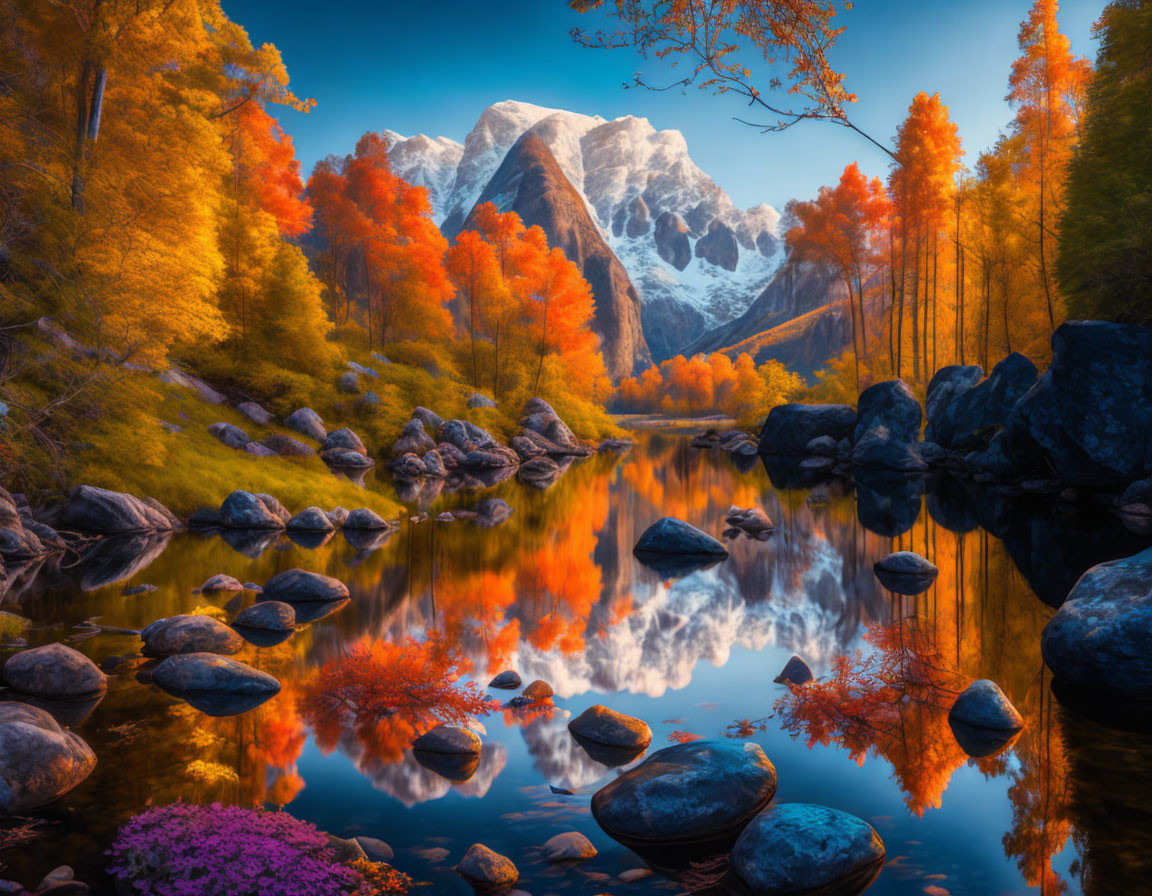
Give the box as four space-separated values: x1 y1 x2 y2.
911 230 921 384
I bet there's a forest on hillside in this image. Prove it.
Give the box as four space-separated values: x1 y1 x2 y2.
0 0 1149 509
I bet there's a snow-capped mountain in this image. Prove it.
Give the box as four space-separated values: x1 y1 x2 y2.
383 100 786 362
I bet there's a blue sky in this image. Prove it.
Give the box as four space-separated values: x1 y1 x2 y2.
223 0 1104 213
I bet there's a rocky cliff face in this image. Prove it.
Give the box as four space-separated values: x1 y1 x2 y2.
462 133 652 381
386 100 786 362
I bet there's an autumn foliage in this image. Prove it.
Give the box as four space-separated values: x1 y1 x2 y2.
299 634 497 765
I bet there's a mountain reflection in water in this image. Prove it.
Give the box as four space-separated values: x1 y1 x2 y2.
1 431 1150 895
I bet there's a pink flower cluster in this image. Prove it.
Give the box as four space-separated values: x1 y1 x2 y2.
107 802 360 896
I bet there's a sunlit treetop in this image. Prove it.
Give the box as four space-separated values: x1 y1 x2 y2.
568 0 891 154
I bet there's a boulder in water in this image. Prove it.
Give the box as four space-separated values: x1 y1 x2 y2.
200 574 243 593
218 491 285 530
232 601 295 632
729 803 885 896
151 653 280 716
0 703 96 813
759 405 857 457
489 670 521 690
634 518 728 559
3 643 106 698
286 507 335 532
949 679 1024 734
774 655 813 686
344 508 390 530
455 844 518 890
931 354 1036 451
40 486 176 535
568 705 652 751
262 568 349 603
724 506 774 537
541 831 597 863
141 615 244 657
854 379 922 444
412 724 482 755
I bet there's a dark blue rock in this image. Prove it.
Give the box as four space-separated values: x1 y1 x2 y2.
774 655 813 686
925 365 983 444
874 551 938 596
932 354 1036 451
854 379 922 443
729 803 885 896
151 653 280 717
759 405 857 457
949 679 1023 731
591 740 777 847
855 471 923 537
634 518 728 558
853 425 928 472
1042 546 1152 702
1004 321 1152 488
262 568 349 603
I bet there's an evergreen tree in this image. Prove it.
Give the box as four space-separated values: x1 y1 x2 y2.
1058 0 1152 324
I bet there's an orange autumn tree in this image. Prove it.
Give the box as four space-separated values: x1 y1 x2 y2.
889 92 964 384
1006 0 1091 338
456 203 609 405
786 162 890 392
307 133 453 350
299 633 497 766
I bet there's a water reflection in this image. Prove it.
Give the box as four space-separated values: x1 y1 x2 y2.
0 432 1149 894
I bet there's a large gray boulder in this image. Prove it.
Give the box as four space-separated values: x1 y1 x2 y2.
412 724 482 755
591 740 777 846
759 405 857 457
467 392 497 409
1041 546 1152 701
3 643 107 698
948 680 1024 731
0 704 96 814
437 419 500 454
322 427 366 456
39 486 176 536
141 615 244 657
344 508 390 530
853 425 928 472
232 601 295 632
924 364 983 444
1003 321 1152 488
150 653 280 715
236 401 273 425
284 408 326 442
634 517 728 558
729 804 885 896
262 568 349 603
929 354 1037 451
218 491 286 530
854 379 921 443
0 488 45 560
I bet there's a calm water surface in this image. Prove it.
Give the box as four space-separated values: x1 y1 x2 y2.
3 430 1152 895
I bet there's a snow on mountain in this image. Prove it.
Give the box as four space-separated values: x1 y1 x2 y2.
387 100 786 361
380 130 463 220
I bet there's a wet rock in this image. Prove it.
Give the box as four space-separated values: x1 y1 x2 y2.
232 601 295 632
422 449 447 478
924 364 984 445
591 740 777 847
464 447 520 469
259 434 315 457
284 407 326 442
0 703 96 814
759 405 857 457
634 517 728 559
150 653 280 716
729 803 885 896
413 724 482 755
286 507 335 532
853 425 928 473
489 670 521 689
262 568 349 603
208 422 250 450
724 506 774 537
511 435 548 461
391 453 427 478
1003 321 1152 488
39 486 177 536
541 831 597 862
393 418 437 456
855 379 922 444
1041 546 1152 702
873 550 938 595
322 427 366 455
200 574 243 593
568 705 651 751
218 491 285 530
467 392 497 409
456 843 518 890
523 680 553 702
344 508 390 530
949 679 1023 734
931 354 1036 451
141 615 243 657
355 837 394 862
3 643 106 698
774 655 813 686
